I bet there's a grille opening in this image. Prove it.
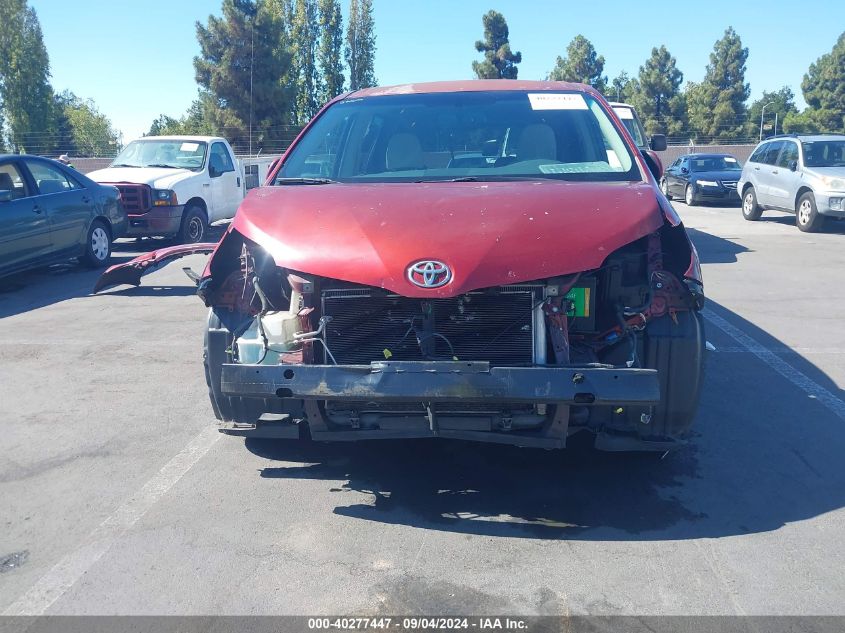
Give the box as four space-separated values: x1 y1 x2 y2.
322 286 539 366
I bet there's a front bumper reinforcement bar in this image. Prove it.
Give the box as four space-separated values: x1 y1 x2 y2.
220 361 661 405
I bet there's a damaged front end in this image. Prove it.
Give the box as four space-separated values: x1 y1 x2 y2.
201 222 704 452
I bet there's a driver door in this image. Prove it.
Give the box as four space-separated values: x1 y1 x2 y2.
0 160 52 272
208 142 241 222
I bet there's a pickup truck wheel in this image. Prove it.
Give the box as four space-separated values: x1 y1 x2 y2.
796 192 824 233
178 206 208 244
81 220 112 267
741 187 762 220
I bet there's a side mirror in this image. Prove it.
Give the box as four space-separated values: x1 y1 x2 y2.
789 160 798 172
209 164 221 178
0 190 12 203
649 134 667 152
641 150 662 180
681 167 689 174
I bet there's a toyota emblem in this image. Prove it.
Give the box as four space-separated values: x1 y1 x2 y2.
407 260 452 288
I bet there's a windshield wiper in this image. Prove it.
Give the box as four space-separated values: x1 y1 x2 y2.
415 176 481 183
147 164 183 169
275 177 337 185
111 163 138 168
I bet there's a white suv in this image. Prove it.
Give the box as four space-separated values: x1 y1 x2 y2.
737 134 845 232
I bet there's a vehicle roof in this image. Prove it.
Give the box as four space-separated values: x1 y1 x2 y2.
684 153 738 158
347 79 598 99
127 135 226 143
761 134 845 143
0 153 66 162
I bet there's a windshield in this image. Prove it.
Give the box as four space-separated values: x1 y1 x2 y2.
276 91 639 183
689 156 742 172
112 139 208 171
613 107 646 148
802 140 845 167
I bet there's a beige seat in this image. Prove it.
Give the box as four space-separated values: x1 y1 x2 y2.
517 124 557 161
385 132 424 171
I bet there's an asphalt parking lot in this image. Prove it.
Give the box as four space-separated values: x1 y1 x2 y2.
2 203 845 617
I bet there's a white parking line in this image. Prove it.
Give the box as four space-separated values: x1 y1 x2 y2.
704 308 845 421
2 426 221 616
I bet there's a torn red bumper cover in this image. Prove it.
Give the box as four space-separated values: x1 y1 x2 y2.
92 243 218 293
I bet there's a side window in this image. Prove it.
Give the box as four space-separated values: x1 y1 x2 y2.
209 143 235 174
24 160 80 195
761 141 784 166
748 144 767 163
776 142 799 168
0 162 31 200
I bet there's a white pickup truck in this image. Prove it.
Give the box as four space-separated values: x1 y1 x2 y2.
88 136 274 243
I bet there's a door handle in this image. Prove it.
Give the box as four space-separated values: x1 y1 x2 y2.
772 170 779 174
236 177 241 187
32 204 42 214
203 183 210 187
754 166 760 170
81 195 91 203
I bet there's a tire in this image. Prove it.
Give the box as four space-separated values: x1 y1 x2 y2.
741 187 762 221
178 205 208 244
796 192 824 233
81 220 111 267
661 179 672 200
204 310 265 424
684 184 698 206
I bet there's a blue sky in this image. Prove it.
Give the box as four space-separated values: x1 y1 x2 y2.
29 0 845 140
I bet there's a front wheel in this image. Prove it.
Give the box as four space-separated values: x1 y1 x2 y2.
661 179 672 200
796 192 824 233
742 187 762 220
685 184 697 206
81 220 112 267
178 206 208 244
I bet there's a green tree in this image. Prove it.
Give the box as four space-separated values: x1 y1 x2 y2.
0 108 6 152
345 0 376 90
629 45 686 136
62 96 118 156
685 27 750 141
549 35 607 93
609 71 634 102
317 0 344 104
0 0 56 154
471 10 521 79
195 0 293 149
746 87 797 138
790 32 845 133
291 0 319 123
148 114 183 136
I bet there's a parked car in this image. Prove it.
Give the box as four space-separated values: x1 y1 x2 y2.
96 80 706 452
738 134 845 232
0 154 126 278
87 136 274 244
661 153 742 206
609 101 667 179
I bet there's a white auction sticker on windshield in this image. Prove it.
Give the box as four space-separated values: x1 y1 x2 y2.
725 157 737 162
180 142 199 151
528 93 588 110
614 107 634 120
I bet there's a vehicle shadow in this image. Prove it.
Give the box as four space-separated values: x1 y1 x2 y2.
0 228 225 318
757 211 845 234
0 254 138 319
686 228 751 264
246 297 845 542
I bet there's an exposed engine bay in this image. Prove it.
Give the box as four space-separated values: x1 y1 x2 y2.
199 222 704 451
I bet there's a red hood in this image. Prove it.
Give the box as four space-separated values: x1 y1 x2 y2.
232 181 664 298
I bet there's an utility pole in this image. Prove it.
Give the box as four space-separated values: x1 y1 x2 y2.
760 102 774 141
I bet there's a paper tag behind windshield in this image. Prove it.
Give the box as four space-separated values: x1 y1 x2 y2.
528 93 588 110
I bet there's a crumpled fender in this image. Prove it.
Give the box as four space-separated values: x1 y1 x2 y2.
93 243 218 293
